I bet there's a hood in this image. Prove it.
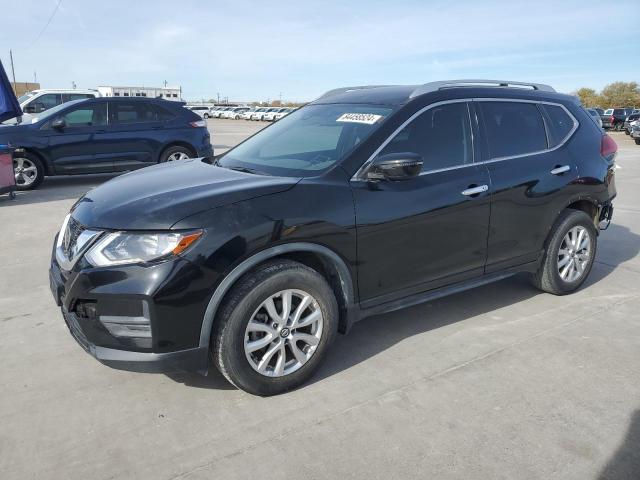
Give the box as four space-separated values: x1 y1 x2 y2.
71 159 300 230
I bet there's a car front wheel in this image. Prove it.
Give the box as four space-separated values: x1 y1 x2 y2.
13 152 44 190
213 259 338 396
531 209 597 295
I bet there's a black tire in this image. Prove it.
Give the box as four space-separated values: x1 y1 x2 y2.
159 145 194 163
213 259 338 396
13 151 45 191
615 123 622 132
203 113 209 119
625 129 630 135
635 138 640 145
531 209 597 295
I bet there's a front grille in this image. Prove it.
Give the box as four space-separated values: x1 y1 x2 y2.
62 216 86 260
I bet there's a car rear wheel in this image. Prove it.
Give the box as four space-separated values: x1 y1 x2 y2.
213 259 338 396
635 138 640 145
531 209 597 295
203 113 209 119
13 152 44 191
160 146 194 163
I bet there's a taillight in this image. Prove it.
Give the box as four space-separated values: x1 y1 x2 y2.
601 134 617 158
190 120 207 128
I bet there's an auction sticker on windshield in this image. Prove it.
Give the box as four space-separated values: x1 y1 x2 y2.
336 113 384 125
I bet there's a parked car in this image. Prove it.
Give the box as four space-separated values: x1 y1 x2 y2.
4 89 100 125
248 107 269 120
630 121 640 144
242 108 258 120
188 106 213 119
601 108 634 130
586 108 603 128
212 107 232 118
223 107 251 119
273 107 296 121
49 79 616 395
263 107 289 122
252 107 279 121
623 112 640 134
1 97 213 190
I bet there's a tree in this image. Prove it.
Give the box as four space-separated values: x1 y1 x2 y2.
575 87 602 108
600 82 640 108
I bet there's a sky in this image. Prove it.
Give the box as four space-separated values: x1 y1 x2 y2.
2 0 639 102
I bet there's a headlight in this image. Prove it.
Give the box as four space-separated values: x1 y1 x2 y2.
85 230 202 267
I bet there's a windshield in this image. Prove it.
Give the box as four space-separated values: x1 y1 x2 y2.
18 92 36 104
218 103 393 177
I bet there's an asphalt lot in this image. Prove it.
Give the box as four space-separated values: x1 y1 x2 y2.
1 121 639 479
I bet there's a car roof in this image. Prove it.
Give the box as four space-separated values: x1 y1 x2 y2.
311 79 568 107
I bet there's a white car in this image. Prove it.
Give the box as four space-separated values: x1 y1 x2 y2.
263 107 289 122
212 107 231 118
252 107 280 121
222 107 251 119
242 108 258 120
188 106 213 119
247 107 268 120
273 107 296 121
6 89 100 124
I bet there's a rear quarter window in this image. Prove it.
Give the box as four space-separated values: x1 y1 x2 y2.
541 104 575 147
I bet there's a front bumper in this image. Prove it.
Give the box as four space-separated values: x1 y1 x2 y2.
50 240 213 374
62 307 208 373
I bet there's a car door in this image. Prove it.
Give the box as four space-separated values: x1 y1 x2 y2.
351 101 491 306
97 100 164 171
44 101 112 174
476 100 579 272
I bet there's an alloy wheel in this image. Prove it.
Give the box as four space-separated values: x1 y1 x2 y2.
244 289 324 377
13 157 38 187
557 226 591 282
167 152 191 162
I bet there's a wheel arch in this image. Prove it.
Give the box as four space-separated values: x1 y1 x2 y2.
198 242 357 350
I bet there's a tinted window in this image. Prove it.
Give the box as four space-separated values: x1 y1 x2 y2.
541 104 574 147
60 103 107 127
110 102 167 124
479 102 547 158
379 102 472 171
63 93 95 102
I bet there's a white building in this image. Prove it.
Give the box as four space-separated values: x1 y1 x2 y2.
97 85 182 101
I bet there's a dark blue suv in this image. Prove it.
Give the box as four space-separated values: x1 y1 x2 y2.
0 97 213 190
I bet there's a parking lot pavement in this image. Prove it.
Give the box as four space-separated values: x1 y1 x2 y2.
208 117 267 154
0 128 639 480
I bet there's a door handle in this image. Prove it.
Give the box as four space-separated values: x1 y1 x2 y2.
461 184 489 196
550 165 571 175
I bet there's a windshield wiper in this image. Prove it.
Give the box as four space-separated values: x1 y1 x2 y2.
227 166 270 176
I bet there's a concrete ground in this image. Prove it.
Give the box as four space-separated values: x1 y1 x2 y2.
1 121 639 480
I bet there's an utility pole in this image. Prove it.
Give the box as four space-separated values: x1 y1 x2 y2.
34 71 37 83
216 92 220 104
9 49 17 85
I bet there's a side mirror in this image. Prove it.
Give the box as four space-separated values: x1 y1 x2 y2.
367 153 423 181
51 118 66 130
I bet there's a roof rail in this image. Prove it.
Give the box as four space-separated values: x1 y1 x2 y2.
316 85 396 100
410 79 556 98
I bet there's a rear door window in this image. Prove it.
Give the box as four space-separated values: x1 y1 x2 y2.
541 104 575 147
479 101 547 158
110 101 165 124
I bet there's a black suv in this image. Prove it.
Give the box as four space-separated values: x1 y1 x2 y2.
49 80 617 395
601 107 634 130
1 97 213 190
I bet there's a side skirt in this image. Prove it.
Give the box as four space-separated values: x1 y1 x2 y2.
356 262 538 322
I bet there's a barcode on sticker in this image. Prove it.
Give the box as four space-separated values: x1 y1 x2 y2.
336 113 384 125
